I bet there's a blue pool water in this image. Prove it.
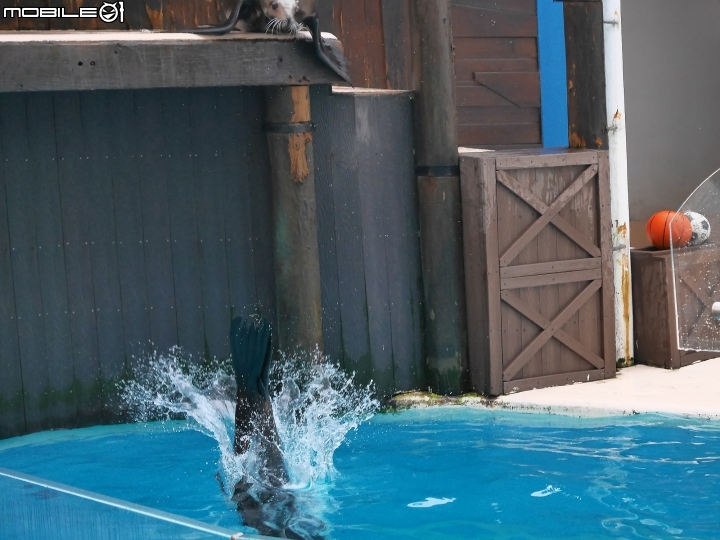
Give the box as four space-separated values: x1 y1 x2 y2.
1 408 719 539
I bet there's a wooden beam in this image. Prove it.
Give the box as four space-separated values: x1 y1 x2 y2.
0 31 345 92
563 2 608 149
264 86 324 353
410 0 468 395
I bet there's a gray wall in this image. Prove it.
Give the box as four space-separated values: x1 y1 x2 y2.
623 0 720 222
0 86 424 439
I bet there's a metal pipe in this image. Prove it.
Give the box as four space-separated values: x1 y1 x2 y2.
602 0 634 367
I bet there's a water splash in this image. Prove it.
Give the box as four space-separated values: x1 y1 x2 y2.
118 346 379 536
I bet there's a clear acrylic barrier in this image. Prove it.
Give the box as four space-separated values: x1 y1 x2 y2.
0 467 262 540
671 167 720 352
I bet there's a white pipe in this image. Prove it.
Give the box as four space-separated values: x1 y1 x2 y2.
603 0 634 366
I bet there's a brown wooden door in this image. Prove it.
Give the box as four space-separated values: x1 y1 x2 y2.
461 150 616 395
451 0 542 149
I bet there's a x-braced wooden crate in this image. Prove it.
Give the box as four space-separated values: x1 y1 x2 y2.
631 246 719 369
460 149 616 396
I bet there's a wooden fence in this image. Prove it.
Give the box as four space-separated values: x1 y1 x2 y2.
0 86 423 439
0 0 545 148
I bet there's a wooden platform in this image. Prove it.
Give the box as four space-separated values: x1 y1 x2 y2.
0 31 345 91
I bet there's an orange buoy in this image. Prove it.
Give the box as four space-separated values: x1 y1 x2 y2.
646 210 693 249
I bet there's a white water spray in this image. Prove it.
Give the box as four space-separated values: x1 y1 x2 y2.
119 346 379 505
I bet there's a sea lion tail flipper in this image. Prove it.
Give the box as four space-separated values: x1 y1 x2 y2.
230 317 273 395
305 17 353 86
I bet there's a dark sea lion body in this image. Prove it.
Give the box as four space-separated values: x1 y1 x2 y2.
229 317 324 539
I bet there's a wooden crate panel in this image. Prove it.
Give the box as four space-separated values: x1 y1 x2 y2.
461 149 615 396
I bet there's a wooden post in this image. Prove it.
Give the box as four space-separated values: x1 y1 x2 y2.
563 1 608 149
410 0 468 395
264 85 324 353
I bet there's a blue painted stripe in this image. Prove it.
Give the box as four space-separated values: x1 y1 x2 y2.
537 0 569 148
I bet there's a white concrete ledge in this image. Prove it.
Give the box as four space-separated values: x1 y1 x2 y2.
390 358 720 420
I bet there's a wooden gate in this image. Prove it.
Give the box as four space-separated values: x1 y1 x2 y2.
461 149 615 395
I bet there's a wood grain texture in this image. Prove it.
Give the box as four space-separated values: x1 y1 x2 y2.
217 87 258 326
265 86 323 353
564 1 608 149
1 93 52 433
458 123 541 146
355 97 395 394
451 4 537 38
134 90 178 353
460 156 488 393
161 88 205 360
381 0 412 89
0 108 26 437
480 157 503 395
79 91 126 418
0 37 345 92
310 86 344 365
189 87 232 360
452 0 540 148
461 150 614 395
107 90 152 368
25 93 76 428
53 91 102 424
325 93 373 382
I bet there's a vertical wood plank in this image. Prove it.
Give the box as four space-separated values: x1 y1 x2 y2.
535 166 562 377
134 89 179 354
338 0 370 87
0 105 26 437
79 91 126 418
216 87 258 327
380 94 424 391
311 85 344 365
564 2 607 150
364 0 388 88
327 94 373 384
480 157 503 395
53 91 102 423
557 164 585 373
574 164 601 373
160 88 205 360
189 87 232 360
243 88 276 328
496 178 520 386
25 92 76 427
460 156 487 393
517 168 542 381
105 91 151 370
355 95 394 394
598 151 616 378
1 94 51 433
382 0 412 89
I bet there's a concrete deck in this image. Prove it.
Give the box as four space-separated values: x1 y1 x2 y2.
497 358 720 420
389 358 720 420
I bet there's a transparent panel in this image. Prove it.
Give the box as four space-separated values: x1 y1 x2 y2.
671 167 720 351
0 467 259 540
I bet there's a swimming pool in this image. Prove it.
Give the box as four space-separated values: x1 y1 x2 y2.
1 408 718 539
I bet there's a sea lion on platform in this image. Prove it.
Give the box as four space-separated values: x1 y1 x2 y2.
189 0 352 85
229 317 325 539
